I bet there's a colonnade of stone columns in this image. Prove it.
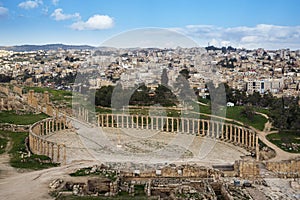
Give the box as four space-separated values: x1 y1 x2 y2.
97 114 258 151
78 106 90 122
29 117 68 164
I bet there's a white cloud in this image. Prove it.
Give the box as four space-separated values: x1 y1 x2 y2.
176 24 300 50
18 0 42 10
42 7 48 15
52 0 59 5
51 8 80 21
0 6 8 17
71 15 114 30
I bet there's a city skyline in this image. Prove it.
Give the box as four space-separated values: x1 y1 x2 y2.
0 0 300 49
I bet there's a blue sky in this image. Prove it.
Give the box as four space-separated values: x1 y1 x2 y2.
0 0 299 49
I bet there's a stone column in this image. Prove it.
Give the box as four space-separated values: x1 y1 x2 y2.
202 120 205 136
47 142 50 157
255 135 259 161
55 118 59 131
33 137 36 152
187 119 190 134
49 120 52 133
44 141 47 156
156 117 159 130
63 144 67 165
151 117 153 130
192 119 195 134
249 132 252 148
41 140 44 154
146 116 149 129
235 127 238 143
245 130 249 147
28 90 34 105
172 118 174 132
101 114 103 127
44 91 49 104
57 145 60 162
221 123 224 139
217 122 220 138
226 125 229 140
252 133 255 148
45 121 49 135
52 119 55 132
59 118 63 130
196 120 200 135
207 121 210 137
106 114 109 127
35 137 38 152
51 143 54 160
230 125 233 142
130 115 132 128
242 129 245 146
0 98 3 109
86 110 89 123
177 118 180 133
116 115 119 128
212 122 215 138
166 118 169 132
136 115 139 129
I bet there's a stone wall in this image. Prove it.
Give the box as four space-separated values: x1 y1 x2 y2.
0 85 9 95
121 165 222 179
266 159 300 178
0 123 30 132
235 160 260 179
13 85 23 96
29 117 69 164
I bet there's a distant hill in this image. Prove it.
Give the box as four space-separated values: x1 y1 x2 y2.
0 44 96 52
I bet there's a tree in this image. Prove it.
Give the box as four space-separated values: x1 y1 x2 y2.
0 74 12 83
129 84 151 106
95 86 114 107
154 84 178 107
179 68 190 80
247 91 262 106
240 104 255 121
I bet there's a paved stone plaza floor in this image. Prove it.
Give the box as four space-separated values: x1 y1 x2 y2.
46 127 249 166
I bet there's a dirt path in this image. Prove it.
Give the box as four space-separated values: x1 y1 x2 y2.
0 160 100 200
0 139 18 179
253 112 300 161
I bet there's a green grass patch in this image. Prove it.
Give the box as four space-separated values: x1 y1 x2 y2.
24 86 72 103
253 107 271 116
225 106 267 131
0 131 59 169
95 106 112 114
0 111 48 125
266 131 300 153
0 137 8 154
197 98 210 104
